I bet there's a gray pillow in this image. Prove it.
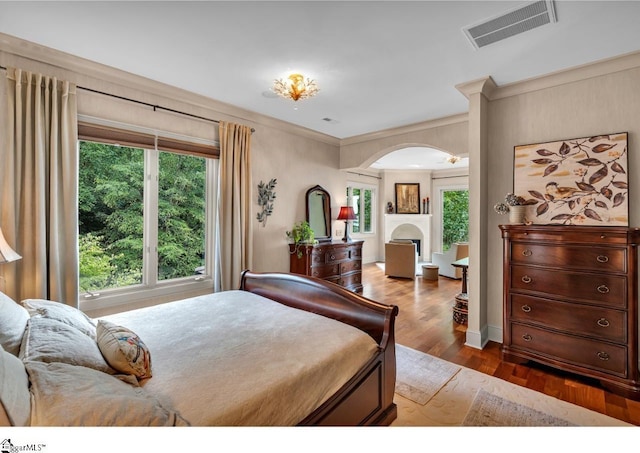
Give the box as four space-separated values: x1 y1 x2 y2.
22 298 97 339
20 317 114 375
0 292 29 356
0 344 31 426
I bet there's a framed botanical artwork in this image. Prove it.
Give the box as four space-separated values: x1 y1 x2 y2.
514 132 628 226
395 183 420 214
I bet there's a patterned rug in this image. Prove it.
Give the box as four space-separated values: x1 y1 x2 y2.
395 344 461 405
462 389 576 426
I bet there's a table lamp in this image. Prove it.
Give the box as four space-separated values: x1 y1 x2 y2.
0 228 21 293
337 206 357 242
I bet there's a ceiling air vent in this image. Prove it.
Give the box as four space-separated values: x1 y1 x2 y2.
463 0 557 49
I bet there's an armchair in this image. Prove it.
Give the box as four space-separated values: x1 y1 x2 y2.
384 239 418 280
431 243 469 279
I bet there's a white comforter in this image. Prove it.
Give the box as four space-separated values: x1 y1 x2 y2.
102 290 378 426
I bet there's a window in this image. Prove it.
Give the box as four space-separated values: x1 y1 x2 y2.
442 189 469 251
78 122 217 309
347 184 375 235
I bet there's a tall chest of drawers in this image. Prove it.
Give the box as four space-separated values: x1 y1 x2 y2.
500 224 640 399
289 240 364 293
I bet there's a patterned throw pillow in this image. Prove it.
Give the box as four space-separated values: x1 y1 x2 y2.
96 320 152 379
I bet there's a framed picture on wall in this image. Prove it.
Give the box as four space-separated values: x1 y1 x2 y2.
514 132 629 226
395 183 420 214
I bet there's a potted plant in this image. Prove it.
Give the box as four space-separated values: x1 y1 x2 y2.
286 221 317 258
494 193 528 224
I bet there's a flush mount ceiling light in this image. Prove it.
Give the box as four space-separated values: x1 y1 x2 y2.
272 73 319 101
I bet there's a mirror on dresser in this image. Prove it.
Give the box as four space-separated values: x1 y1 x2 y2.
305 185 331 243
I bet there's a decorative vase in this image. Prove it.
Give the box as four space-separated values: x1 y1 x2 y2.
509 205 527 224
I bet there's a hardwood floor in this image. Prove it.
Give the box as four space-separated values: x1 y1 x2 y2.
361 262 640 425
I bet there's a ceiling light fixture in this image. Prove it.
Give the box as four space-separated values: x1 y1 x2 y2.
273 73 319 101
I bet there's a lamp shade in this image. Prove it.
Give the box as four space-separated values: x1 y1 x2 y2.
0 228 21 264
337 206 357 221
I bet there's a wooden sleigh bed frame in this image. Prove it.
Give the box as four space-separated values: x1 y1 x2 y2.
239 270 399 426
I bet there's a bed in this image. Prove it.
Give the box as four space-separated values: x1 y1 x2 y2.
0 271 399 426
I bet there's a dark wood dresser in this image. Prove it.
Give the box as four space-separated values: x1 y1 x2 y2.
500 224 640 400
289 240 363 293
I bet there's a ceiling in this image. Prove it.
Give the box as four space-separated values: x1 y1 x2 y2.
2 0 640 170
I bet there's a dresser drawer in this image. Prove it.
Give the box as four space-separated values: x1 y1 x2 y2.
511 265 627 308
339 272 362 289
507 228 630 245
310 263 340 279
510 323 628 377
510 294 626 343
511 243 626 273
324 248 351 264
340 259 361 274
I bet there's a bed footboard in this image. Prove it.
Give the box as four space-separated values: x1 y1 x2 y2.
239 270 399 426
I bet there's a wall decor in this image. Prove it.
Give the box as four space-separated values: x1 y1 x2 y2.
256 178 277 227
395 183 420 214
514 132 628 226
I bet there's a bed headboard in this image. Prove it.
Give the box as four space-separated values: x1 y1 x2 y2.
239 270 398 347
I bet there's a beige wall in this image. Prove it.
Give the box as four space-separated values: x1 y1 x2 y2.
335 50 640 352
339 116 470 262
5 33 640 345
0 33 345 282
484 58 640 345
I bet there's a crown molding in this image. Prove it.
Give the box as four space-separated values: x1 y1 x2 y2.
490 49 640 101
455 76 497 100
339 112 469 147
0 33 339 146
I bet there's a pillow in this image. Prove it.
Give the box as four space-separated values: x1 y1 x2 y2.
20 317 114 375
0 345 31 426
21 298 96 339
25 361 188 426
0 291 29 356
96 320 152 379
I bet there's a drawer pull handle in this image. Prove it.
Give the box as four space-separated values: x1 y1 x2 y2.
330 254 335 260
597 318 610 328
522 334 532 342
521 275 532 284
597 285 610 294
521 305 532 313
596 255 609 263
597 351 610 361
522 249 532 257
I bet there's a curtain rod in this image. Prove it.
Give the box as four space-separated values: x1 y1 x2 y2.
346 171 382 180
0 66 254 133
78 86 255 133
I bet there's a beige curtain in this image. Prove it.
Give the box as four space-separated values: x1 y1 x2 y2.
1 68 78 306
217 121 252 291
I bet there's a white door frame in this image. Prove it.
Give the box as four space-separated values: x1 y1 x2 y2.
431 174 469 255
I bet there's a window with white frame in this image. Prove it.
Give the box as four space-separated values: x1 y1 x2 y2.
347 183 376 235
77 122 217 309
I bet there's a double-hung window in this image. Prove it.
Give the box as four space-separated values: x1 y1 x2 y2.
77 121 218 311
347 183 376 236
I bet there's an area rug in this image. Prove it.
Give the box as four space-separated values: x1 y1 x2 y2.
392 364 629 427
462 389 576 426
395 344 461 405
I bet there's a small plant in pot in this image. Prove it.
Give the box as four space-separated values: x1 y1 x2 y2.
286 221 317 258
494 193 528 223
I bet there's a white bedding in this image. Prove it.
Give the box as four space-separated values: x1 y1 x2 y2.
102 290 379 426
